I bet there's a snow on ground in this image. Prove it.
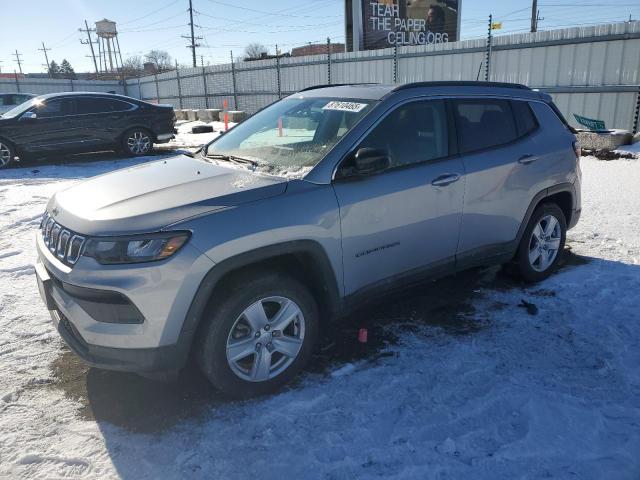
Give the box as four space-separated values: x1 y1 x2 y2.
163 120 234 149
615 141 640 157
1 155 640 479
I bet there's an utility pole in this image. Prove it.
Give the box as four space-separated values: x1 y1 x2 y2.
13 50 23 74
38 42 51 75
80 20 99 75
183 0 201 68
531 0 538 32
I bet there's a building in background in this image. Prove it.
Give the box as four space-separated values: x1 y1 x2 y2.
345 0 461 51
291 43 346 57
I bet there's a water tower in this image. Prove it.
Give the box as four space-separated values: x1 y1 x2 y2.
95 19 123 73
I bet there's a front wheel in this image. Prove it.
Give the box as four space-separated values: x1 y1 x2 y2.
514 203 567 282
0 140 16 169
197 271 319 398
121 128 153 156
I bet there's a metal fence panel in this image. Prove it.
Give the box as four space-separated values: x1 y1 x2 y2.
0 77 123 95
126 21 640 130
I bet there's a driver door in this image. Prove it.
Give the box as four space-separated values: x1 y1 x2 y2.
332 99 466 296
15 97 78 154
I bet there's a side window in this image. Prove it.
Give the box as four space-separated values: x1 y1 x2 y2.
35 99 75 118
511 100 538 137
358 100 449 168
76 97 132 114
454 99 517 153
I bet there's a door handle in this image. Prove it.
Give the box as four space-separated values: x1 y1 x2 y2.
518 154 538 164
431 173 461 187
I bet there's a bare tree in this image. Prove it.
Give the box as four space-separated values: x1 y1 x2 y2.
145 50 173 72
122 55 144 76
244 43 269 60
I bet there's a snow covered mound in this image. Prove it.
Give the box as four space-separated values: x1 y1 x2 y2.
0 155 639 479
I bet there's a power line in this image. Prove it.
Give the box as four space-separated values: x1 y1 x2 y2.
120 0 182 25
204 0 342 19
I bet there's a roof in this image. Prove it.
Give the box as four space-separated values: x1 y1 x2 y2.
34 91 135 102
296 81 538 101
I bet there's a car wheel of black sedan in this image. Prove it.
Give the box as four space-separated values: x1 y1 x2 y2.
0 140 15 169
122 128 153 156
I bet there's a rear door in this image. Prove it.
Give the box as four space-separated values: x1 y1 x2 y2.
333 99 465 296
453 98 542 263
74 96 136 148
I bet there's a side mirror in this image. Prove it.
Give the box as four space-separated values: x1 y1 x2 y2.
352 147 390 176
20 111 37 121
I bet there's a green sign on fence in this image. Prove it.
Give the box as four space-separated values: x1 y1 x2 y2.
573 114 607 131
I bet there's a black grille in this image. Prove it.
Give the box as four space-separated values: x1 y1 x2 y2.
40 212 86 267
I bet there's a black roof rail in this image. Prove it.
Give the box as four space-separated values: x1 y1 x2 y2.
299 82 378 92
392 81 531 92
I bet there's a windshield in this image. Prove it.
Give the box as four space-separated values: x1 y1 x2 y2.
0 97 39 119
204 97 375 177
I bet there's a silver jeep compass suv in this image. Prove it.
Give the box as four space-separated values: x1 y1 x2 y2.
35 82 581 397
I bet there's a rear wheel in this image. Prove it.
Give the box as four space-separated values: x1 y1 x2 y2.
0 140 15 169
121 128 153 156
514 203 566 282
197 271 319 398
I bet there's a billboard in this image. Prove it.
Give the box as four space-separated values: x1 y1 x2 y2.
346 0 461 51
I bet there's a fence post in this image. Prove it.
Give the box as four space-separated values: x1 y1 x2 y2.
137 76 141 99
327 37 332 85
633 85 640 135
175 61 183 109
14 71 20 93
70 78 74 91
393 43 398 83
485 14 493 81
275 44 282 99
202 65 209 108
230 50 238 110
154 73 160 103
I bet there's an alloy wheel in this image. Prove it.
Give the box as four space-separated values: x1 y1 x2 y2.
226 296 305 382
528 214 562 272
127 131 151 155
0 142 12 167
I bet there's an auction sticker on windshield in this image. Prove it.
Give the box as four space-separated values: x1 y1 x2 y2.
322 101 368 113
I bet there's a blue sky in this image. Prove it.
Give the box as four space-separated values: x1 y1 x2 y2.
1 0 639 73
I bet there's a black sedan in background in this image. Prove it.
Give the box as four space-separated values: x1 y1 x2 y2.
0 92 175 168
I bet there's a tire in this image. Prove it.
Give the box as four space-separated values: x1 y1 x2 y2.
0 139 16 169
191 125 214 134
514 203 567 282
197 271 319 398
121 128 154 156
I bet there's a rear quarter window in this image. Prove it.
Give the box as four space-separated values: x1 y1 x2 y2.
511 100 538 137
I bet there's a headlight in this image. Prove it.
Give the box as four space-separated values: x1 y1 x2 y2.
83 231 190 265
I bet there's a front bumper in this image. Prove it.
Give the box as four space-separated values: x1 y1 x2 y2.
36 260 188 372
35 231 215 373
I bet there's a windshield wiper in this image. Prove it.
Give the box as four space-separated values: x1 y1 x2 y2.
205 153 259 167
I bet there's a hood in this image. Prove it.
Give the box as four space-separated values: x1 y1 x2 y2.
50 155 288 235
